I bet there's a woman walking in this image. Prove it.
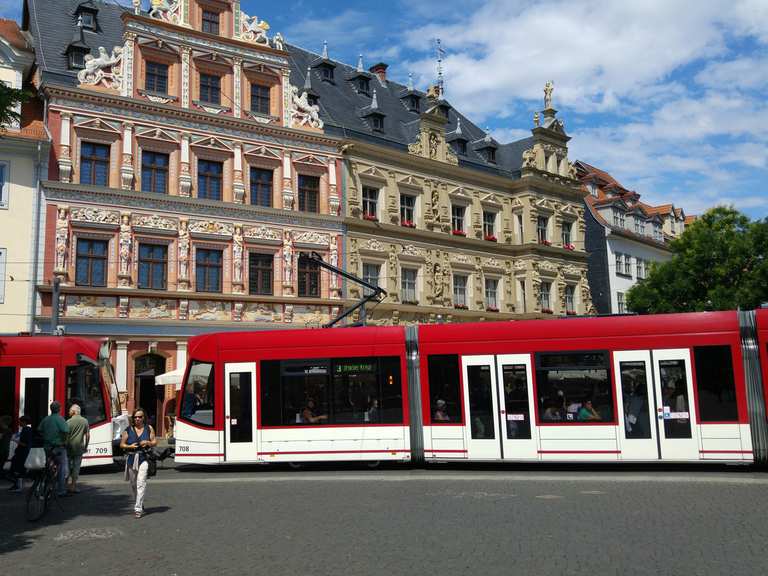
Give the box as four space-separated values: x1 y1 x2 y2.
120 408 156 518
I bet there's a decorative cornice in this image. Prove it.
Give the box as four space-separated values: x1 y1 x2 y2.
42 181 344 231
44 85 342 153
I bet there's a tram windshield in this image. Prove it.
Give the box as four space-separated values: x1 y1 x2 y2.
180 360 215 426
66 362 108 425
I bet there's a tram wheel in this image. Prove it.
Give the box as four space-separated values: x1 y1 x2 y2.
365 460 381 469
288 462 303 470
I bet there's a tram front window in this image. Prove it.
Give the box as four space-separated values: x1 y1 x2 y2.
66 363 107 425
659 359 691 438
181 361 215 427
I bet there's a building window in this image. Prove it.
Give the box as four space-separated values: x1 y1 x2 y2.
0 248 5 303
654 224 662 241
145 61 168 94
539 281 551 312
624 255 633 276
517 214 524 243
615 253 627 276
613 209 626 228
485 278 499 311
362 262 380 296
251 84 270 115
400 194 415 227
78 11 95 29
320 67 334 82
483 211 496 240
201 10 220 35
196 248 222 292
401 267 417 304
250 167 272 207
69 48 87 70
486 148 496 163
536 351 613 423
636 259 645 280
362 186 378 220
370 115 384 131
357 77 370 95
298 175 319 213
0 162 8 208
537 216 549 244
453 139 467 155
565 285 575 314
617 291 626 313
197 159 223 200
297 255 320 297
141 151 169 193
451 205 465 235
75 239 107 287
694 345 738 422
561 222 573 248
453 274 468 308
199 73 221 105
248 253 273 296
137 244 167 290
518 279 527 313
80 142 110 186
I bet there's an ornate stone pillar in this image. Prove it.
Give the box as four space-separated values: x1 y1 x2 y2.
181 46 191 108
281 69 291 127
282 230 293 295
121 33 136 98
328 160 339 216
282 152 294 209
232 1 242 39
232 224 244 294
178 218 190 291
120 123 134 190
233 143 245 203
54 205 70 280
179 133 191 196
329 235 340 297
58 113 72 183
176 341 187 370
233 57 242 118
118 212 133 287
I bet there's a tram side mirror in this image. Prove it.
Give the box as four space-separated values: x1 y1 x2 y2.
76 353 98 366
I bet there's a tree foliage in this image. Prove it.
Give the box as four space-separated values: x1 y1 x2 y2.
0 83 29 128
626 207 768 313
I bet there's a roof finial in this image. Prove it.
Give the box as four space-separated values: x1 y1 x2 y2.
485 127 492 143
455 117 462 135
77 14 84 29
303 66 312 92
435 38 445 98
322 40 329 60
370 89 379 110
544 80 554 110
132 0 141 15
407 72 414 92
356 54 364 73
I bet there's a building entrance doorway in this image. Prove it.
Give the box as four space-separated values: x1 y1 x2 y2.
135 354 166 431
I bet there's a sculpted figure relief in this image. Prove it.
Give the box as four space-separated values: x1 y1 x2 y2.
178 220 190 280
241 13 270 44
233 225 244 284
118 214 132 277
78 46 123 89
544 81 554 109
290 85 324 129
149 0 181 23
282 231 293 285
272 32 285 51
429 132 439 159
55 207 69 272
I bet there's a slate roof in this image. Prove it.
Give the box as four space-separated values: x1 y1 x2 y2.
23 0 534 178
0 18 30 51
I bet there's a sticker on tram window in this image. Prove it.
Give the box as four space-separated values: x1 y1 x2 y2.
507 414 525 421
334 362 376 374
231 419 238 425
669 412 689 419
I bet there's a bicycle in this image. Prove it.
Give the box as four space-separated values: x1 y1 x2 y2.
25 452 61 522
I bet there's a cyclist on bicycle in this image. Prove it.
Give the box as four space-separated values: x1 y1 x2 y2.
38 401 69 497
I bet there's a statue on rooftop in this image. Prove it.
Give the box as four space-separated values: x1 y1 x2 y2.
544 81 554 110
242 13 270 44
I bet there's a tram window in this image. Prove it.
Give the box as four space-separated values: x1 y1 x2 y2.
260 357 403 426
694 346 738 422
619 361 651 439
66 363 107 425
427 355 462 424
0 367 13 425
659 359 692 438
180 361 215 427
502 364 531 439
535 351 613 424
24 377 49 429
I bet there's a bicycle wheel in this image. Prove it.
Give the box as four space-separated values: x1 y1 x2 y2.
26 475 47 522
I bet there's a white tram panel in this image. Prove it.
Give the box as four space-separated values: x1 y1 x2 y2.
739 425 755 462
174 420 224 464
425 425 468 460
699 424 748 461
81 421 114 468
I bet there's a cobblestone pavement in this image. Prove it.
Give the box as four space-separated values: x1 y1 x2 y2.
2 464 768 575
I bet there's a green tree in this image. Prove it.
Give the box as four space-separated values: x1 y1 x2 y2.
0 83 29 127
626 207 768 313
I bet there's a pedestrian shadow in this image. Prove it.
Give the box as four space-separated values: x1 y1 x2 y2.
0 484 133 556
143 505 171 516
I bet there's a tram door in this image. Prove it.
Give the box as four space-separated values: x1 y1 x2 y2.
614 351 659 460
651 349 699 460
496 355 538 460
19 368 54 429
224 363 258 462
461 356 501 459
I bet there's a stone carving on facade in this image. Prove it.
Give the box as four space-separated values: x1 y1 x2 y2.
364 239 384 253
70 207 119 225
190 301 231 321
401 244 423 257
284 304 294 323
54 206 69 275
244 224 281 242
130 298 174 319
118 213 132 286
118 296 128 319
544 80 554 109
178 219 190 287
240 13 270 45
282 230 293 286
329 238 339 291
243 303 281 323
232 225 244 289
451 253 471 265
65 295 116 318
77 47 123 90
293 231 330 246
537 260 559 275
289 85 323 129
431 262 445 302
133 214 177 231
294 305 327 327
581 270 596 315
430 187 440 222
429 132 439 159
273 33 285 51
522 147 537 169
179 299 189 320
149 0 181 24
233 302 244 322
189 220 234 236
534 111 540 127
387 246 398 291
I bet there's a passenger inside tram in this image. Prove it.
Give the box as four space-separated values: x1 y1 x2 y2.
577 399 602 421
301 398 328 424
433 399 450 421
542 402 563 421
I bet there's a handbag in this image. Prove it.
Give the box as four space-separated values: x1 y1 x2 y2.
146 450 157 477
25 447 46 471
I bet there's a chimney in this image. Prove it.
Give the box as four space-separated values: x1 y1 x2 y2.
369 62 388 83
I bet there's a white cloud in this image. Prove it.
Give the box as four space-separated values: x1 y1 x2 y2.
695 55 768 91
285 10 377 54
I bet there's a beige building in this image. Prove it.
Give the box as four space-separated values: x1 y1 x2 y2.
0 19 49 333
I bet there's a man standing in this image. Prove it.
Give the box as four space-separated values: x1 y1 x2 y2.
66 404 89 494
38 401 69 497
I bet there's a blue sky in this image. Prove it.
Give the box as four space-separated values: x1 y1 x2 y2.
4 0 767 218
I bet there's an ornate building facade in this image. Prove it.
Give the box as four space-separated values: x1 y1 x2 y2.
25 0 342 430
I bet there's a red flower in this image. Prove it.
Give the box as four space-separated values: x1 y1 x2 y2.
539 239 551 246
484 235 497 242
486 306 499 312
363 213 378 222
454 303 468 310
541 308 553 314
566 310 577 315
564 243 575 251
452 230 466 236
401 220 416 228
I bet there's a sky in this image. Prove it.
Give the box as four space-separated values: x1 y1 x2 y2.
3 0 767 219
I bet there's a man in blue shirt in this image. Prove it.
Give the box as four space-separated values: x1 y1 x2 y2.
38 401 70 497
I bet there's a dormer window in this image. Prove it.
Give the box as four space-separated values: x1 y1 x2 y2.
486 148 496 163
307 93 319 107
68 47 88 70
452 139 467 155
79 11 94 29
75 2 98 30
370 115 384 131
202 10 220 35
408 95 420 112
437 104 451 119
321 66 334 82
357 77 370 96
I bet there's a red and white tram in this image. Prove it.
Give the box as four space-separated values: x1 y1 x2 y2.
0 336 119 467
174 309 768 465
